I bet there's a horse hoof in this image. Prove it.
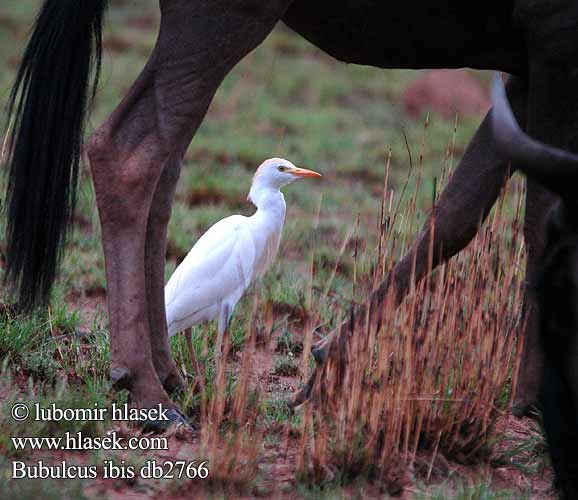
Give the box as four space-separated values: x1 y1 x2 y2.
288 372 318 409
162 371 185 395
512 401 539 419
143 408 191 433
311 343 328 363
110 366 132 391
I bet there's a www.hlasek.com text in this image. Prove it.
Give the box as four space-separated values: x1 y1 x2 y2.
11 431 168 451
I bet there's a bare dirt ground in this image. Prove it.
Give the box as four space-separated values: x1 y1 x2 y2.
402 70 491 121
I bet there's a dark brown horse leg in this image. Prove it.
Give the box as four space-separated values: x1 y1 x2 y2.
87 60 178 410
145 156 183 393
296 76 529 405
512 181 554 415
88 0 291 410
517 41 578 493
370 77 541 417
371 76 527 311
513 58 578 416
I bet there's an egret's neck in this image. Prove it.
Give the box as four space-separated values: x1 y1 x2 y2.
248 184 286 220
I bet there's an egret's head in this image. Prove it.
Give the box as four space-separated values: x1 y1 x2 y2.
251 158 322 191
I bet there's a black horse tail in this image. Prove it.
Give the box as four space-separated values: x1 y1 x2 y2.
4 0 108 311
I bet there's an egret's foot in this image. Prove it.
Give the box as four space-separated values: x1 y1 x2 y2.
110 366 132 391
142 408 191 433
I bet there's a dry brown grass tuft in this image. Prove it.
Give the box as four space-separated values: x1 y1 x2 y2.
294 177 526 492
194 308 265 494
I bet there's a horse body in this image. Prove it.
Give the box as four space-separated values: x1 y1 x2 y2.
4 0 578 420
284 0 526 73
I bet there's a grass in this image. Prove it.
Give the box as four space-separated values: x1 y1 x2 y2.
0 467 88 500
415 479 530 500
294 179 526 492
0 0 554 498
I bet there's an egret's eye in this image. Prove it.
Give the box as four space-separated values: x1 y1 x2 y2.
277 165 287 172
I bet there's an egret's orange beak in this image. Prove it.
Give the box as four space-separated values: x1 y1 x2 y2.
290 167 322 178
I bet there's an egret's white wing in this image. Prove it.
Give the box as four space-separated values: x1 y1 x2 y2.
165 215 257 333
253 226 283 278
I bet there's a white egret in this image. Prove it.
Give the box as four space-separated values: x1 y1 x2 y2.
165 158 321 368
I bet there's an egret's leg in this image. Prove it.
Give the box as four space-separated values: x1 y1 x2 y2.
185 327 208 407
184 328 203 381
87 0 291 411
215 303 233 369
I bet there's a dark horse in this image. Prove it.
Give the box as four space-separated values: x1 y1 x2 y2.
4 0 578 423
492 75 578 499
